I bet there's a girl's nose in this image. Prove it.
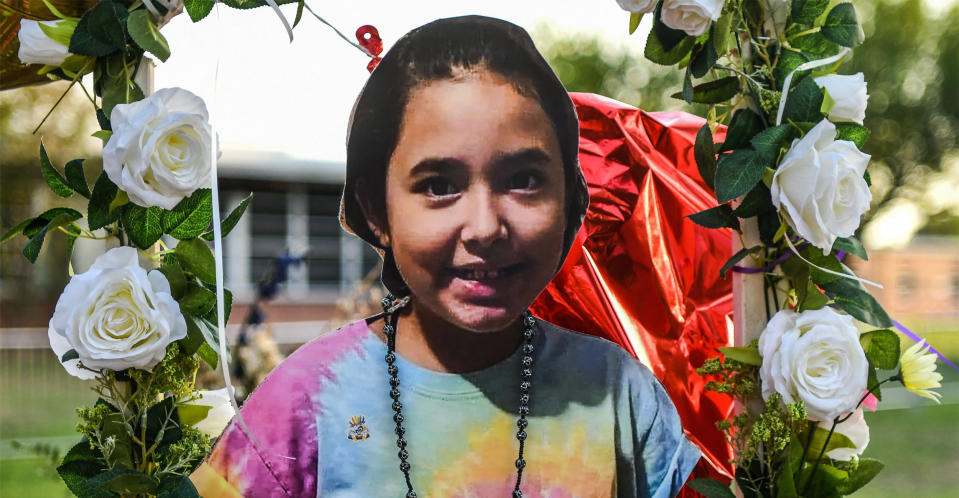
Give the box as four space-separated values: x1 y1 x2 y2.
461 188 507 247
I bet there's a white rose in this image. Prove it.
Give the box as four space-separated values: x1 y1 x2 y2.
185 388 236 438
616 0 657 14
814 73 869 125
758 308 868 422
48 246 187 378
770 119 872 254
826 408 870 461
103 87 214 210
661 0 725 37
18 19 74 66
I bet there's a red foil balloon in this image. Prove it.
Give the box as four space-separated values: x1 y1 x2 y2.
531 93 735 491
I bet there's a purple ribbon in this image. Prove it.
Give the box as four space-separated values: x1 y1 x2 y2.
893 319 959 372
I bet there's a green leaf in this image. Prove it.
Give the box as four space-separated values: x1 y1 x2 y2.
157 264 188 300
832 236 867 260
177 403 214 427
96 470 159 494
101 77 145 119
69 1 123 56
158 476 201 498
712 13 732 55
143 397 182 451
179 283 216 316
127 10 171 62
164 189 213 240
750 125 793 164
79 180 114 225
651 12 688 51
184 0 216 22
822 3 863 47
791 0 830 24
92 129 113 142
175 238 217 285
719 346 763 366
782 77 825 124
695 124 717 190
64 159 91 198
840 458 884 494
682 66 694 104
714 149 766 203
798 464 847 498
672 77 740 104
39 141 74 198
773 50 812 91
687 205 739 230
201 285 233 325
777 435 804 498
23 211 82 263
799 244 845 285
835 122 870 149
197 342 219 369
1 218 35 245
720 245 762 279
860 329 900 370
100 412 133 470
202 192 253 241
687 478 735 498
791 30 840 57
867 359 882 401
179 315 206 356
798 280 830 311
61 349 80 363
690 32 718 78
820 277 893 328
721 109 764 153
645 27 695 66
804 427 856 461
628 13 643 34
121 204 164 249
56 439 113 498
732 183 775 218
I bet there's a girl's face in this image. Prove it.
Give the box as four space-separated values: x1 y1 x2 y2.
378 70 567 332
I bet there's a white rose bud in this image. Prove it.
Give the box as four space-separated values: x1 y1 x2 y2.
616 0 657 14
827 408 870 461
814 73 869 125
770 119 872 254
186 388 236 438
661 0 725 37
18 19 75 66
759 308 868 422
103 87 214 210
48 246 187 378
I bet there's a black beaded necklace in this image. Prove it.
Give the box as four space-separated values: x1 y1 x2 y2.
380 294 536 498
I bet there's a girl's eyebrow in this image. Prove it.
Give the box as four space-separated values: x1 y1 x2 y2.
407 147 553 178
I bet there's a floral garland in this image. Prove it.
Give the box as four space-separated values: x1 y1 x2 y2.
2 1 376 496
614 1 945 497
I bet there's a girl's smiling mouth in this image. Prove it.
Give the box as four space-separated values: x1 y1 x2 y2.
447 262 525 299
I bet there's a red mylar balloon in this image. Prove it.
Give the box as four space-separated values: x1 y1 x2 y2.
531 93 735 493
356 25 383 73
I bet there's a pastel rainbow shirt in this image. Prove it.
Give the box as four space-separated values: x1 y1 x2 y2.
190 319 700 497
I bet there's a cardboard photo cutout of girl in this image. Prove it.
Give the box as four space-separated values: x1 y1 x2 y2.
191 15 701 498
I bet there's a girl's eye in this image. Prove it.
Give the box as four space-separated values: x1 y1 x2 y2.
423 177 459 197
508 172 542 191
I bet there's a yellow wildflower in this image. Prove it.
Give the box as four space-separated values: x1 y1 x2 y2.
899 341 943 403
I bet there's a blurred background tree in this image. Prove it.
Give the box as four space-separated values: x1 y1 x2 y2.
533 0 959 241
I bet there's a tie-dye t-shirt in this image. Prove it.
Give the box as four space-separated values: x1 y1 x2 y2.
190 318 700 497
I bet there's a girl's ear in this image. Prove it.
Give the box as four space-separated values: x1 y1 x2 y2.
354 181 391 247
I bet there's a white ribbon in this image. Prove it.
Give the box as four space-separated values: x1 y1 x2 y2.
141 0 181 20
775 47 850 126
783 234 883 289
207 3 295 461
262 0 294 42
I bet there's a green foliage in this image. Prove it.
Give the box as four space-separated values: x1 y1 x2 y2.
688 478 735 498
174 238 217 285
127 10 171 62
719 346 762 366
69 0 128 57
672 76 740 104
834 123 870 149
720 245 762 279
822 3 863 47
87 171 122 231
791 0 830 25
695 123 717 189
820 276 893 328
164 189 213 240
184 0 216 22
782 77 825 124
688 205 740 230
40 141 76 198
859 329 900 369
715 149 766 203
120 203 164 249
721 109 765 152
201 192 253 241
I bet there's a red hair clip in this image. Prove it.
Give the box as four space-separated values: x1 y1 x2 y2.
356 25 383 73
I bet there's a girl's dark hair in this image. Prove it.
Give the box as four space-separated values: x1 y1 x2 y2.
340 15 588 295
